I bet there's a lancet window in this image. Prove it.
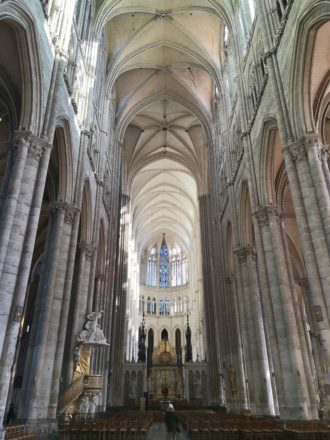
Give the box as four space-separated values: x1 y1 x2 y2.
144 238 188 287
147 247 157 287
159 238 170 288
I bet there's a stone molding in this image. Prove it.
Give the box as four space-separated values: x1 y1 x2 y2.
235 245 256 264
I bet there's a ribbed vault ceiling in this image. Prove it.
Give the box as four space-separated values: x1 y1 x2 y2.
97 1 228 254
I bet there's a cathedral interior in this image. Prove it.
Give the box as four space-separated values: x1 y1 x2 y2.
0 0 330 438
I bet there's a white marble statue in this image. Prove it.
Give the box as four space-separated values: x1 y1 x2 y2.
77 311 109 345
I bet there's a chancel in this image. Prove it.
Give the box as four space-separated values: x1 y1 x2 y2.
0 0 330 439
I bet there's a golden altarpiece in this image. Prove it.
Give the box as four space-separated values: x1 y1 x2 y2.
147 339 184 401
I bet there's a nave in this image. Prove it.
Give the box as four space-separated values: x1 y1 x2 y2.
1 0 330 439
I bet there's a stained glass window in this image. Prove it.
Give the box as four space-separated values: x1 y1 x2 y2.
159 235 170 287
147 246 157 286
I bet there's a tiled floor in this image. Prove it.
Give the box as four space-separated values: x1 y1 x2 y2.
148 422 167 439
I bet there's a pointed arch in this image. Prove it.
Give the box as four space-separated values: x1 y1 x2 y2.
258 118 282 207
290 3 330 136
97 219 106 274
225 222 234 276
80 180 93 243
239 181 253 246
53 120 74 203
0 2 43 134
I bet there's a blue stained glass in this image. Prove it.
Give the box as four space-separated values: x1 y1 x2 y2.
159 243 170 288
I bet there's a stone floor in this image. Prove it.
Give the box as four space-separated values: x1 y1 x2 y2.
148 422 189 440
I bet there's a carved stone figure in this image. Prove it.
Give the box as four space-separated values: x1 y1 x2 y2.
77 392 90 414
88 393 99 415
77 311 109 345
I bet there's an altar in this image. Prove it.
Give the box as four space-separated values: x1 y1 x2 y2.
147 339 184 401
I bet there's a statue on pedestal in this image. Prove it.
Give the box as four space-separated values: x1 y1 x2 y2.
73 311 109 380
77 311 108 345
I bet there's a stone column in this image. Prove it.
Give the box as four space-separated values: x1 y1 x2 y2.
0 132 31 278
0 135 43 355
299 278 329 410
320 145 330 194
90 272 105 375
21 202 66 420
303 136 330 249
86 180 104 315
34 205 77 419
108 194 130 406
224 275 250 413
255 206 315 419
47 206 80 417
48 129 88 415
103 137 121 410
28 205 75 419
221 175 250 413
198 194 220 405
0 136 52 432
65 242 95 384
286 141 330 321
279 212 320 419
235 245 275 415
251 217 281 416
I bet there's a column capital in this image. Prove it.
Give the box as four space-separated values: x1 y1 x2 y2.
253 205 280 228
28 137 52 161
64 205 80 225
285 141 307 162
297 277 309 288
12 132 52 162
234 245 256 263
321 143 330 161
51 201 68 218
302 134 326 161
79 242 96 260
51 202 80 225
11 131 33 160
286 135 329 163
